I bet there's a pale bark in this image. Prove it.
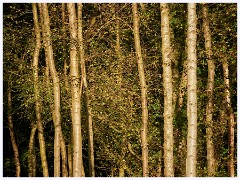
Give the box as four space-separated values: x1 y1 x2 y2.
186 3 197 177
132 3 149 177
41 3 62 177
38 4 68 177
202 4 216 176
222 54 235 177
77 3 95 177
32 4 49 177
160 3 174 177
28 123 37 177
7 78 21 177
67 3 83 177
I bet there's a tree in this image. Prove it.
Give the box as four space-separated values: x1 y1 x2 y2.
186 3 197 177
132 3 149 177
7 78 21 177
77 3 95 177
160 3 174 177
41 3 62 176
202 3 216 176
221 47 235 177
67 3 83 177
32 3 49 177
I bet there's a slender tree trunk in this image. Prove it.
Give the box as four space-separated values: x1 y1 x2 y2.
77 3 95 177
67 3 83 177
41 3 62 177
202 4 216 176
28 123 37 177
32 4 49 177
38 4 68 177
186 3 197 177
222 52 235 177
7 78 21 177
160 3 174 177
132 3 149 177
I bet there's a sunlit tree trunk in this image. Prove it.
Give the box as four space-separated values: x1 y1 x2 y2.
28 123 37 177
7 77 21 177
202 4 216 176
186 3 197 177
160 3 174 177
32 4 49 177
67 3 83 177
77 3 95 177
222 51 235 177
38 4 68 177
41 3 62 177
132 3 149 177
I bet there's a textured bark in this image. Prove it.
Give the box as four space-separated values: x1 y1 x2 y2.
39 4 68 177
222 54 235 177
202 4 216 176
77 3 95 177
186 3 197 177
132 3 149 177
32 4 49 177
7 78 21 177
28 123 37 177
41 3 61 177
160 3 174 177
67 3 83 177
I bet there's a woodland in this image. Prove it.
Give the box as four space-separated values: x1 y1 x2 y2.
2 3 237 177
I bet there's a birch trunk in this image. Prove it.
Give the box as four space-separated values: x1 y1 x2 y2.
28 123 37 177
67 3 83 177
160 3 174 177
222 53 235 177
41 3 62 176
186 3 197 177
202 4 216 176
32 4 49 177
77 3 95 177
7 78 21 177
132 3 149 177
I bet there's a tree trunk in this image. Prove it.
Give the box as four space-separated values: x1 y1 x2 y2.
77 3 95 177
132 3 149 177
7 78 21 177
41 3 62 177
67 3 83 177
38 4 68 177
202 4 216 176
160 3 174 177
28 123 37 177
222 52 235 177
186 3 197 177
32 3 49 177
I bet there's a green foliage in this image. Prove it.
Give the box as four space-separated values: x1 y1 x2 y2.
3 3 237 177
